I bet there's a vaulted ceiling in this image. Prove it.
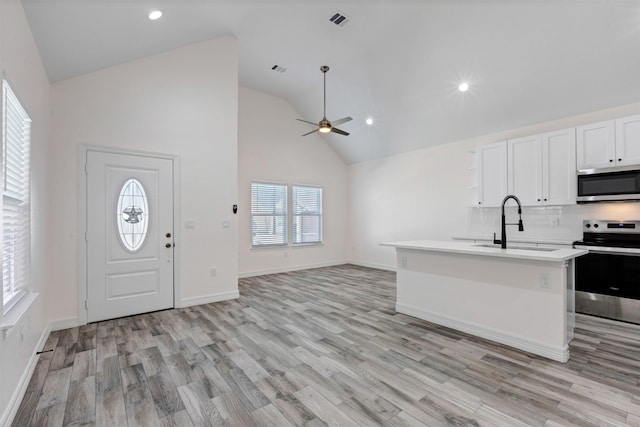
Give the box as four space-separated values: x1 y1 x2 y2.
22 0 640 164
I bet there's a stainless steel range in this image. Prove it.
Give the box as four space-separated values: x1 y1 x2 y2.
573 220 640 324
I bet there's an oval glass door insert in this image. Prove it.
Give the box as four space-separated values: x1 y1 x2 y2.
117 178 149 251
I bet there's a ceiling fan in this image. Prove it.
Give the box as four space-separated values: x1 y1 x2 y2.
297 65 352 136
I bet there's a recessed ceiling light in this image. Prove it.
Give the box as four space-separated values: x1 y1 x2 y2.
365 117 374 126
458 82 469 92
148 10 163 20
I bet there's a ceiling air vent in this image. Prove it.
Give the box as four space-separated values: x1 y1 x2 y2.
329 12 351 28
271 65 287 73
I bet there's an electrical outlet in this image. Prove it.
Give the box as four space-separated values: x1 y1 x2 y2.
551 217 559 227
185 220 195 229
284 252 288 258
540 272 551 289
222 220 231 229
210 267 217 277
400 257 407 268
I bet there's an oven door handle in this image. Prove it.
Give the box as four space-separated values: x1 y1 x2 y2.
574 245 640 256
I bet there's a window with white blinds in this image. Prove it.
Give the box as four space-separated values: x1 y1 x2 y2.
292 185 322 244
2 79 31 312
251 182 287 247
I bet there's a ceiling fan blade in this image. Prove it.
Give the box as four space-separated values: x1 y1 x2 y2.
331 116 353 126
302 129 320 136
330 127 349 136
296 118 319 126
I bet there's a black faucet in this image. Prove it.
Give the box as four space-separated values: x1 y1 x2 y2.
493 195 524 249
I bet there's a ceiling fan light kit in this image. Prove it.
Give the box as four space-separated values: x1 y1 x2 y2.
297 65 352 137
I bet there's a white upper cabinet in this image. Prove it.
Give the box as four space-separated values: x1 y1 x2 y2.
576 120 615 170
577 115 640 170
542 128 576 206
508 128 576 206
476 141 507 207
615 115 640 167
508 135 543 206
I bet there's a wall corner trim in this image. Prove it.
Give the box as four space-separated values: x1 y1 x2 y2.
50 317 82 331
178 290 239 308
0 322 52 427
346 260 396 272
238 260 348 278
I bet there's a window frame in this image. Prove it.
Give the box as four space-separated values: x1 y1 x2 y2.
250 181 324 249
291 184 323 246
2 78 32 314
250 181 288 248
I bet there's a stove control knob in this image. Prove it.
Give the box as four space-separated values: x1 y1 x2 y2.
586 223 591 228
594 223 599 228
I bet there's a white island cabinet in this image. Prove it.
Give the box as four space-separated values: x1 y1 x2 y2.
381 240 587 363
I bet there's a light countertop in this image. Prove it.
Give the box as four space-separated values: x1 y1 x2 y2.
381 240 587 262
451 235 576 246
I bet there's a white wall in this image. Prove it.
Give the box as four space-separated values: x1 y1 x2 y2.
349 102 640 270
49 37 239 320
0 0 51 423
238 86 348 276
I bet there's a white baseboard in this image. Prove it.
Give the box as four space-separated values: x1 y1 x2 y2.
396 302 569 363
0 322 52 427
179 290 239 308
347 259 396 272
50 317 81 331
238 260 348 278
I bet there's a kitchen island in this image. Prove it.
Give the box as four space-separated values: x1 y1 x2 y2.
381 240 587 362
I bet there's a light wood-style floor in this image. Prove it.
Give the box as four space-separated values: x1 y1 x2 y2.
12 265 640 426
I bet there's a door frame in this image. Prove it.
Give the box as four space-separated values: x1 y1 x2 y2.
77 145 181 325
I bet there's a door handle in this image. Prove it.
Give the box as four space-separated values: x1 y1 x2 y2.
166 233 172 238
165 243 172 248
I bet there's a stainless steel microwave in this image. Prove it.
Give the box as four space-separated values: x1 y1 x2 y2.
577 166 640 202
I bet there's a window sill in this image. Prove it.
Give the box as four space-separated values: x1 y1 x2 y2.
1 292 39 339
250 242 324 251
292 242 324 248
251 244 289 251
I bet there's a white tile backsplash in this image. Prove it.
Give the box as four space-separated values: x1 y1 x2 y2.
466 202 640 243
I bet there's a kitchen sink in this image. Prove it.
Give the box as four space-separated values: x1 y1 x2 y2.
474 244 559 252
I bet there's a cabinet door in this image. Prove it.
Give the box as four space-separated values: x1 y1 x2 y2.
542 128 576 205
576 120 615 170
477 141 507 207
615 115 640 167
508 135 542 206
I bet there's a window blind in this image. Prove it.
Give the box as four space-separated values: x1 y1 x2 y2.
251 182 287 247
2 79 31 312
292 185 322 244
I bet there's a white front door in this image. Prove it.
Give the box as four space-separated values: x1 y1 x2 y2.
86 150 174 323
